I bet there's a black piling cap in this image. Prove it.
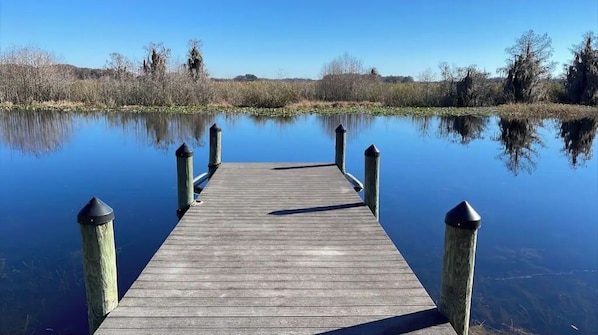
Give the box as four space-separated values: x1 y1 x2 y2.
335 124 346 133
78 197 114 226
210 123 221 132
364 144 380 157
445 201 481 230
175 143 193 158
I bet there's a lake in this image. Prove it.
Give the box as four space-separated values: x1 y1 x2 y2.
0 110 596 335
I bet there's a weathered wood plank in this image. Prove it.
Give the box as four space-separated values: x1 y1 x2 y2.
129 279 422 290
108 305 437 318
117 296 435 307
95 163 454 334
100 314 433 328
141 265 412 275
149 253 403 262
135 273 414 283
135 260 412 268
123 288 433 299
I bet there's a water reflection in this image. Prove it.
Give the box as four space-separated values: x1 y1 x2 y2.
2 110 597 177
559 118 597 168
437 115 488 144
1 110 597 334
248 114 298 127
317 113 374 141
496 117 543 175
0 109 77 156
104 112 215 150
409 115 435 138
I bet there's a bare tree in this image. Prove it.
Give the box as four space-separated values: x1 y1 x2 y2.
321 52 364 76
438 62 459 106
501 30 556 103
0 46 72 103
417 68 436 105
318 53 371 101
105 52 134 80
565 32 598 105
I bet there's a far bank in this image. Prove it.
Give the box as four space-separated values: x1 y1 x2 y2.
1 101 596 120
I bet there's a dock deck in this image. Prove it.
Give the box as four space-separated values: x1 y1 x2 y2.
95 162 455 334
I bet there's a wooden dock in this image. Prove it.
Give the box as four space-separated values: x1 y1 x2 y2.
93 162 455 334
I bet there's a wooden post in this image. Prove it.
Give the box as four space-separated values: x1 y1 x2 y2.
439 201 482 335
77 197 118 334
335 124 346 173
209 123 222 177
176 143 194 217
364 144 380 219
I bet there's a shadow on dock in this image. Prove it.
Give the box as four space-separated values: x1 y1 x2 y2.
269 202 365 215
316 308 449 335
272 163 336 170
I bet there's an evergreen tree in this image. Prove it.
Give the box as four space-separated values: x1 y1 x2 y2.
565 33 598 105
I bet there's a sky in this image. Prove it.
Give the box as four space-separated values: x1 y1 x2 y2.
0 0 596 79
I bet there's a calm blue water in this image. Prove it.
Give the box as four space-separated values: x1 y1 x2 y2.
0 110 596 335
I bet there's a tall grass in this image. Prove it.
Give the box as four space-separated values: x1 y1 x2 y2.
212 81 316 108
0 47 587 109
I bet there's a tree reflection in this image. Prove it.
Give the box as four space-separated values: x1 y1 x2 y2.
0 109 75 156
496 117 543 175
437 115 488 144
559 118 597 168
105 112 215 150
409 115 435 138
248 114 298 128
317 113 374 141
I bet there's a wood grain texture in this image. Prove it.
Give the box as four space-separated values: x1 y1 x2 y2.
176 155 194 211
80 220 118 334
208 124 221 176
439 225 479 335
95 163 455 334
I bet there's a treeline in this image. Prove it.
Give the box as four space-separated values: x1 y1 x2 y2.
0 31 596 108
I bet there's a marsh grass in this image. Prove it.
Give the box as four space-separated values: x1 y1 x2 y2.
1 58 596 117
497 103 598 120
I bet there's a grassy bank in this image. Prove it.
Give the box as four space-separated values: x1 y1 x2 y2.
1 101 596 120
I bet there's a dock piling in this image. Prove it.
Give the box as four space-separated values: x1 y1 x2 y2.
77 197 118 335
175 143 194 217
439 201 482 335
335 124 346 173
364 144 380 219
209 123 222 177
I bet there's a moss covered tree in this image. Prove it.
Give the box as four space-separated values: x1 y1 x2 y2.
142 43 169 80
565 33 598 105
186 39 205 81
501 30 555 103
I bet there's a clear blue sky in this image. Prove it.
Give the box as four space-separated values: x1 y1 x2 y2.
0 0 596 79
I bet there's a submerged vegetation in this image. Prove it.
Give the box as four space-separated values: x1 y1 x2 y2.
0 31 596 114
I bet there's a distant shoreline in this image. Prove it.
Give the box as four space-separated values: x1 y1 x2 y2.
1 102 596 120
